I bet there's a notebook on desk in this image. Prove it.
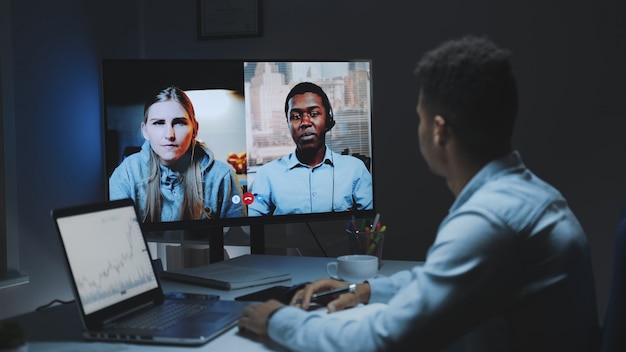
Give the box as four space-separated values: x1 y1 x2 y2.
51 198 251 346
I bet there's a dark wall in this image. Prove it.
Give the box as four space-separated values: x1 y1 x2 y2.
1 0 624 322
1 0 105 319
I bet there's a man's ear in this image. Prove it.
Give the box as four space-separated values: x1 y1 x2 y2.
433 115 448 146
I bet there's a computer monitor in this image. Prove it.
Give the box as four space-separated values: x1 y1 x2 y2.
102 59 376 252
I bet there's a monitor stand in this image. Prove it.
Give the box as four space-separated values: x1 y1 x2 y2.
249 224 265 254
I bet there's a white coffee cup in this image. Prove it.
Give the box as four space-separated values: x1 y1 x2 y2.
326 254 378 283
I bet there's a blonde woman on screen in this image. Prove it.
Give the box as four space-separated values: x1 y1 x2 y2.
109 86 246 222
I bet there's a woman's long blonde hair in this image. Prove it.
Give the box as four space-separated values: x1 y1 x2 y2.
143 86 211 222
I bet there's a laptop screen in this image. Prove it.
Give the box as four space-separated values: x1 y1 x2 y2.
56 203 159 314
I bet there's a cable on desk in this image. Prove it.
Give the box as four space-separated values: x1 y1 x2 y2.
35 298 75 312
305 222 328 257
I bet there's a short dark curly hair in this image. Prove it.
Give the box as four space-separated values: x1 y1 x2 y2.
284 81 333 120
414 35 518 158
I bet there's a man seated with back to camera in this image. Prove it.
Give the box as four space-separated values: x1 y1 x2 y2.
238 36 600 351
247 81 373 216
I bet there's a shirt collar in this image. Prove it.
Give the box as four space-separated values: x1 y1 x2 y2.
286 145 334 169
450 150 525 212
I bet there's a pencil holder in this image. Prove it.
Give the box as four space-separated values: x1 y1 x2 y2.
346 229 385 269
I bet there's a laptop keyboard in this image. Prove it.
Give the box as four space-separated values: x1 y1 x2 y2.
113 302 211 330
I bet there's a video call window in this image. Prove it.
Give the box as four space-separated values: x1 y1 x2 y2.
243 61 373 182
103 59 374 226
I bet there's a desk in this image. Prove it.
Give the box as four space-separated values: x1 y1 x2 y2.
8 255 420 351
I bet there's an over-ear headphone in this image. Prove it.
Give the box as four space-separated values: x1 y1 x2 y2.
325 107 335 131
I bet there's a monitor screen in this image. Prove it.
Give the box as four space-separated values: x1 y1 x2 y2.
102 59 376 234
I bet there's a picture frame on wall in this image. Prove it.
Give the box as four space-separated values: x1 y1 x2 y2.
198 0 261 39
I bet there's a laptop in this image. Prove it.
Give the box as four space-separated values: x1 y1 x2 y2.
51 198 251 346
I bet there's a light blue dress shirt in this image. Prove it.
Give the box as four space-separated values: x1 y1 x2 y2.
109 140 246 221
267 151 599 351
247 146 373 216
